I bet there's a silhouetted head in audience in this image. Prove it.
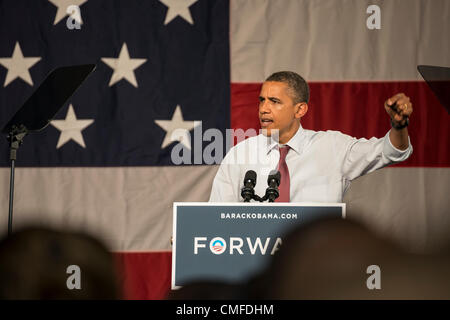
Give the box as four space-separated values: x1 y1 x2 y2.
255 217 450 299
0 226 121 299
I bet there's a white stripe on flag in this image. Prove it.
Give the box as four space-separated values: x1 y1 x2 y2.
231 0 450 82
1 166 448 252
0 166 218 251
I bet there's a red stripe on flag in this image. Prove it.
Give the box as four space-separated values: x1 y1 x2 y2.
114 251 171 300
231 81 450 167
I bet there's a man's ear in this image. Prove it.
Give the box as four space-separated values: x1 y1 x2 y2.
295 102 308 119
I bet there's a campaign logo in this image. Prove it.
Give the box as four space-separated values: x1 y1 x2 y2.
194 236 282 255
209 237 226 255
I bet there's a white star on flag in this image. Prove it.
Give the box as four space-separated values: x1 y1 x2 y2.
155 105 201 150
0 42 41 87
101 43 147 87
50 104 94 149
48 0 87 25
159 0 198 25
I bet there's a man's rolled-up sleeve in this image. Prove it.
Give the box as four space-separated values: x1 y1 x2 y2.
383 130 413 162
341 130 413 181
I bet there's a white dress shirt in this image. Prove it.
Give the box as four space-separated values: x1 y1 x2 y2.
209 124 413 202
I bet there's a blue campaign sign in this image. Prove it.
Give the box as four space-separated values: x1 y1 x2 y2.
172 202 345 289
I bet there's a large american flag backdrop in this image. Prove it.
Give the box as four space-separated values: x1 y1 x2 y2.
0 0 449 299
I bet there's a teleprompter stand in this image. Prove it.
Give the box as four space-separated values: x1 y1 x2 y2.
1 64 96 236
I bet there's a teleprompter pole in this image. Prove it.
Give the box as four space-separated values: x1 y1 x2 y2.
6 125 27 236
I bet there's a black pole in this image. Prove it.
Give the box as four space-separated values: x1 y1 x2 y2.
8 158 15 236
6 125 26 237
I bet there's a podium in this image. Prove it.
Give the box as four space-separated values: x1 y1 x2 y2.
172 202 345 289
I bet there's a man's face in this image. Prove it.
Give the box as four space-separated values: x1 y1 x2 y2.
259 81 307 143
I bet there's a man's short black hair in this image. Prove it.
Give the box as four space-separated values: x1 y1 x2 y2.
265 71 310 104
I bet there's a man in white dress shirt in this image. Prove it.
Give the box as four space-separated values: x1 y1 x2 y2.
209 71 413 202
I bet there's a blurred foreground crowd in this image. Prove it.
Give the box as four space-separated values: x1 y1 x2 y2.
0 216 449 299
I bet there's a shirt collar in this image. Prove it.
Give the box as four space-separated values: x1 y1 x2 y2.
265 124 305 155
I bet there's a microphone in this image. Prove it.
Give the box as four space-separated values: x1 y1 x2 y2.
241 170 257 202
265 170 280 202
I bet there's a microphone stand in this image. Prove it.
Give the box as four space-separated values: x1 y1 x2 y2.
241 185 280 202
241 183 256 202
241 170 281 202
251 194 264 202
264 185 279 202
